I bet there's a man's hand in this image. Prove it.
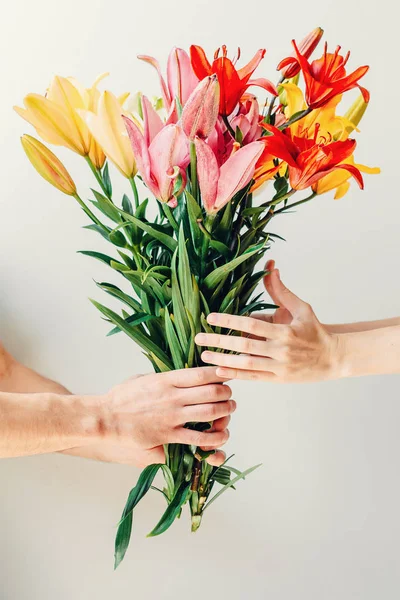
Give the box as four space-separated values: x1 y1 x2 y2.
0 346 234 466
98 368 234 450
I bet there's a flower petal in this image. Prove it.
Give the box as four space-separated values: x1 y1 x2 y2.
214 141 264 210
190 45 213 80
194 137 219 213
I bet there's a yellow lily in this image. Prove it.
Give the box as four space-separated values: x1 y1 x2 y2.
280 83 354 140
313 156 380 198
21 134 76 195
15 75 107 169
80 91 137 179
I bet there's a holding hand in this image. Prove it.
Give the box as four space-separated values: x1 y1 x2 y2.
97 368 234 466
196 261 340 383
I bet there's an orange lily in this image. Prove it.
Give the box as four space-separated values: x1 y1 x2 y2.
293 41 370 109
190 45 277 117
260 124 364 191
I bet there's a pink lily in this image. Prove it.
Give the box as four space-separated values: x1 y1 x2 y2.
195 137 264 214
230 95 262 144
138 48 199 112
181 75 220 140
124 101 189 205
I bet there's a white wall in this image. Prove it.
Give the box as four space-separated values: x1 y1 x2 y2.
1 0 399 598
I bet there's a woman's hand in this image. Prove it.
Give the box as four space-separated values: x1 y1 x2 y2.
195 262 341 383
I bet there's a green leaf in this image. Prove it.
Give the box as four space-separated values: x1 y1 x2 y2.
177 225 192 308
83 223 111 241
102 163 112 197
212 466 232 486
171 250 190 351
122 194 133 215
203 242 265 290
119 210 177 253
107 313 154 336
91 190 120 222
147 481 191 537
108 229 127 247
96 281 141 312
148 352 171 373
185 191 203 250
203 463 262 511
160 464 175 501
164 310 185 369
91 300 173 369
114 464 162 569
239 301 278 315
78 250 122 268
209 239 232 259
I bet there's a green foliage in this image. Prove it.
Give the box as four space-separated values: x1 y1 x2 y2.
73 159 302 566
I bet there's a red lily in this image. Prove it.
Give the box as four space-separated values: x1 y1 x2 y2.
190 45 277 117
293 41 370 109
259 123 364 191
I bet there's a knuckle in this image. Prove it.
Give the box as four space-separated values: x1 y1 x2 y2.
208 403 220 419
282 326 293 341
213 334 221 347
247 319 259 335
245 356 256 369
241 338 252 353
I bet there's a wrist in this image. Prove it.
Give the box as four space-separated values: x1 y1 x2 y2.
326 333 349 380
70 393 105 445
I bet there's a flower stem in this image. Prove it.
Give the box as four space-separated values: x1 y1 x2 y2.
278 107 312 131
162 203 179 233
266 75 285 118
73 193 106 229
129 177 140 210
190 142 198 199
85 156 110 197
273 191 317 214
222 114 236 138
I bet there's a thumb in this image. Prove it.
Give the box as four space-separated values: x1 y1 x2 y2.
263 260 280 305
270 269 313 320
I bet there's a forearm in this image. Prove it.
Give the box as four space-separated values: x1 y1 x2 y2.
335 325 400 378
0 391 101 458
326 317 400 334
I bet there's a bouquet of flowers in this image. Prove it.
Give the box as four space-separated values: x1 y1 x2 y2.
16 27 379 567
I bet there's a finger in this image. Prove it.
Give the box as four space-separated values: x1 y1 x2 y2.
215 367 277 381
269 269 312 320
179 382 232 405
201 351 276 374
175 428 230 448
206 450 226 467
183 399 237 422
167 366 230 388
206 313 284 339
210 415 231 432
195 332 275 357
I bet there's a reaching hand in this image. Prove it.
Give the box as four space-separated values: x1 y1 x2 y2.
195 263 340 383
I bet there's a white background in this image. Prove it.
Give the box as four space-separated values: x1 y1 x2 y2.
1 0 399 598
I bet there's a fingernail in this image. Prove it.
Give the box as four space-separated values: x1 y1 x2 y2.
202 351 212 360
207 313 218 324
195 333 206 344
